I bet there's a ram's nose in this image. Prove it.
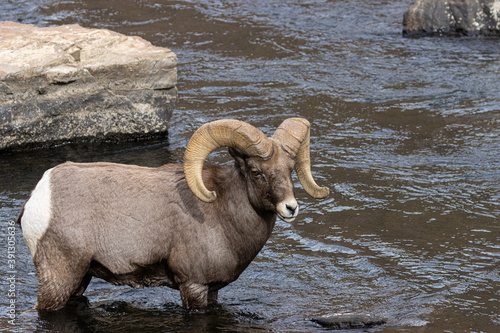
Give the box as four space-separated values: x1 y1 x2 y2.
277 199 299 222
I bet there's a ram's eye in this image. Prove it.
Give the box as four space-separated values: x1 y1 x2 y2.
251 170 261 178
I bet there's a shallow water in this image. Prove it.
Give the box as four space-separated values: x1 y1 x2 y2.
1 0 499 332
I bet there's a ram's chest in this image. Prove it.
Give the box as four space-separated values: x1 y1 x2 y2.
165 225 249 282
203 229 267 281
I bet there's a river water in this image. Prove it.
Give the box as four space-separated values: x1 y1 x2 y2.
1 0 499 332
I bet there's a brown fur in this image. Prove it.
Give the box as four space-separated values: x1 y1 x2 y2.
23 141 297 311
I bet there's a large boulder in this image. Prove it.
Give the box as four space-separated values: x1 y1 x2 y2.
0 21 177 150
403 0 500 37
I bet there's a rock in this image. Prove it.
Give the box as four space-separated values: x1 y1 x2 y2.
403 0 500 37
0 21 177 150
311 313 386 329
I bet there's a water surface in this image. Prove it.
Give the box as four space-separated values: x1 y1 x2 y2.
1 0 499 332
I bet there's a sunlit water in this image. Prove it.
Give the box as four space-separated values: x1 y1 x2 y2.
1 0 499 332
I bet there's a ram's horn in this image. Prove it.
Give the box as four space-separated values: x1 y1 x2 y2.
273 118 329 199
184 119 273 202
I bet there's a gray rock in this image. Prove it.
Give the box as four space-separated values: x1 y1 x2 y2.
312 313 386 329
403 0 500 37
0 21 177 150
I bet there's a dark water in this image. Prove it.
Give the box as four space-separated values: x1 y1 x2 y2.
1 0 499 331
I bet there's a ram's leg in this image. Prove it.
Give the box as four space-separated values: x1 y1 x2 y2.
72 272 92 297
179 282 209 310
33 245 90 311
207 289 218 306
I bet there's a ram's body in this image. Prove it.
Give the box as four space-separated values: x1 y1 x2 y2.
19 118 329 311
21 161 275 310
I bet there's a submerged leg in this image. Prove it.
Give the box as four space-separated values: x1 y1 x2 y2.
72 273 92 297
34 246 90 311
207 289 218 306
36 271 85 311
179 282 209 310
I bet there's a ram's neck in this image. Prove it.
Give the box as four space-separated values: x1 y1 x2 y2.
210 164 276 223
205 165 277 271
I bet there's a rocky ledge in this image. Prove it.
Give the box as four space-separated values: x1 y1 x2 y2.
0 21 177 150
403 0 500 37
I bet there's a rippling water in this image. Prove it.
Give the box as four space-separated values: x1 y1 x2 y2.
1 0 499 332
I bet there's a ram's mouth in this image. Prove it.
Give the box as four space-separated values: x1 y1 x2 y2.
278 214 296 223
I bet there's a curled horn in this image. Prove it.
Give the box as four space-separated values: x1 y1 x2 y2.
272 118 329 199
184 119 273 202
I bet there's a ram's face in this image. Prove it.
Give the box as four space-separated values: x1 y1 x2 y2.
230 141 299 222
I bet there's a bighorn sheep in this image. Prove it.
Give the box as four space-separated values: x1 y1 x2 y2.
18 118 329 311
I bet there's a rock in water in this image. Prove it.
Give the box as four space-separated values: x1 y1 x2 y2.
312 313 386 329
0 21 177 150
403 0 500 37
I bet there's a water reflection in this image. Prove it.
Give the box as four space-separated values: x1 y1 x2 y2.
20 297 269 333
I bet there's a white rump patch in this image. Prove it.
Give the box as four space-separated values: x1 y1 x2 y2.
21 168 53 257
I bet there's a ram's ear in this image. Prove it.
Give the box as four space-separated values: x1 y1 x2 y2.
228 147 246 170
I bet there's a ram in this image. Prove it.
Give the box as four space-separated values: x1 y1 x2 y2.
18 117 329 311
